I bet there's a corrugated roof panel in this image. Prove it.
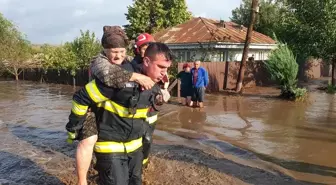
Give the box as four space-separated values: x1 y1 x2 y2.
154 17 276 44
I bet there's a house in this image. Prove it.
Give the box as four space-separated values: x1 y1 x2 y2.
154 17 277 62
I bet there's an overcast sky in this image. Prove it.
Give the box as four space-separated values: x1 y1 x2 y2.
0 0 242 44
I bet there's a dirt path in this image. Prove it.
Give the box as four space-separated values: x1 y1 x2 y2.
141 144 323 185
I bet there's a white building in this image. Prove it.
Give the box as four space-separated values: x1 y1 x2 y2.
154 17 277 62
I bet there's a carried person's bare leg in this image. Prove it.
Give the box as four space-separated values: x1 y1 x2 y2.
76 135 98 185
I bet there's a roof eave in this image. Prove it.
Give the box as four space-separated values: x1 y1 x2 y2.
165 42 277 50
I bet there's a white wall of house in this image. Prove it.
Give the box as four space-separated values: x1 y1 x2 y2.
172 49 272 62
228 49 271 61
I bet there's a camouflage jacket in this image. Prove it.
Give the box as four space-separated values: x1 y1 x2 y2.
89 52 133 88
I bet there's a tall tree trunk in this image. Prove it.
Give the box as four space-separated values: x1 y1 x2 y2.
332 58 336 86
236 0 259 93
14 67 19 81
73 76 76 88
40 68 44 83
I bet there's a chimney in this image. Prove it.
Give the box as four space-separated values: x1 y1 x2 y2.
219 19 225 28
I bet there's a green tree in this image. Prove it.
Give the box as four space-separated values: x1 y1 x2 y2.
125 0 166 39
0 13 33 80
263 39 307 100
39 43 78 76
0 13 16 60
38 30 100 77
124 0 192 39
69 30 101 69
55 43 78 76
231 0 288 37
38 44 57 71
162 0 192 28
283 0 336 86
2 38 33 81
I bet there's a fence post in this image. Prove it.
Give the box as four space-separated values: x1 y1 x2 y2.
223 61 229 90
177 63 182 98
168 79 178 92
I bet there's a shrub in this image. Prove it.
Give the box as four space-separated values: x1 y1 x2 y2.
264 41 307 100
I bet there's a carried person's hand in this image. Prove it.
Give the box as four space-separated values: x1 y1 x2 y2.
132 73 155 90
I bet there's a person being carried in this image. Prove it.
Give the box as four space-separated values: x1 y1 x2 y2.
66 42 173 185
73 26 156 185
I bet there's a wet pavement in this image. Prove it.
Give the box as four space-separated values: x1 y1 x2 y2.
0 80 336 185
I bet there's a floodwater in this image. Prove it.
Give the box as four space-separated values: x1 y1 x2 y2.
1 80 336 185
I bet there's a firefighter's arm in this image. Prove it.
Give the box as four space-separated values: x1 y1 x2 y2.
65 79 115 142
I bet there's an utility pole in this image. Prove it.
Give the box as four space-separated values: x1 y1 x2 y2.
235 0 259 93
332 58 336 86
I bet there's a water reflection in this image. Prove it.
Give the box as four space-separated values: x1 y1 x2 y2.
200 92 336 183
178 107 206 131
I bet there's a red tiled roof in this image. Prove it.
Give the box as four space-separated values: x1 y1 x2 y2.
154 17 276 44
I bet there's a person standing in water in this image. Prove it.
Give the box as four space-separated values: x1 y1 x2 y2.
176 63 193 105
190 61 209 108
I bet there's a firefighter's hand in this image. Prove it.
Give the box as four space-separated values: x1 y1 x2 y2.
66 131 78 144
162 74 169 89
155 94 164 106
160 89 170 102
131 73 155 90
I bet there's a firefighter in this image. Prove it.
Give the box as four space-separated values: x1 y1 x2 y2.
131 33 170 167
66 42 173 185
132 33 155 67
74 26 156 185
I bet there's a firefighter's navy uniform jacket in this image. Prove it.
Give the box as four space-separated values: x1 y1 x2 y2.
130 58 160 166
142 107 158 165
66 62 160 185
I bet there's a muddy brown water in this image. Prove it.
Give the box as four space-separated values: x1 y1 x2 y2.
1 80 336 185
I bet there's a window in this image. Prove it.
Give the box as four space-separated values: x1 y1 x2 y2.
211 53 220 62
190 51 197 61
259 51 264 60
186 51 191 61
204 51 225 62
175 51 186 62
180 51 186 61
220 52 225 61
